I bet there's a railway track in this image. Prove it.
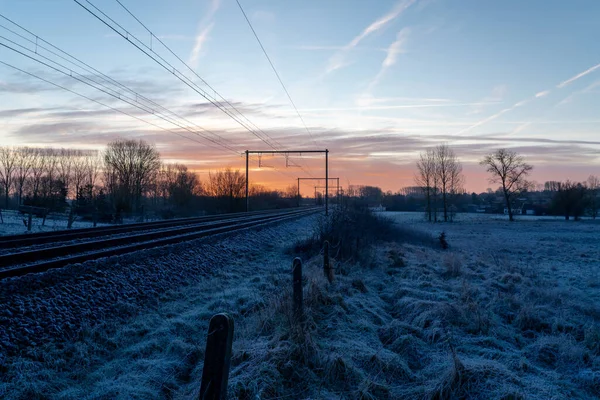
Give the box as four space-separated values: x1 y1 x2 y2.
0 207 319 279
0 207 307 249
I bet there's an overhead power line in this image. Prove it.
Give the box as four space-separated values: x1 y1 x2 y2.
0 14 240 153
0 59 220 150
0 39 240 154
73 0 281 150
113 0 283 150
235 0 318 147
110 0 316 178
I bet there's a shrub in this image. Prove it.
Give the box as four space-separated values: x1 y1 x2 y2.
292 203 433 262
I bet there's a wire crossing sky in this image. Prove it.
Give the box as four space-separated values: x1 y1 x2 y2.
0 0 599 192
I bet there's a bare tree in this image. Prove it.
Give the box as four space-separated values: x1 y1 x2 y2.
586 175 599 219
57 148 74 199
208 168 246 212
435 144 463 222
447 153 465 221
71 150 99 202
86 153 101 189
164 163 202 208
103 139 161 213
0 147 18 208
14 147 34 205
553 180 588 221
480 149 533 221
29 148 48 200
415 149 436 221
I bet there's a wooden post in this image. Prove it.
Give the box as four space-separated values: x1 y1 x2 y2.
0 208 3 224
292 257 303 321
67 205 75 229
199 313 234 400
27 211 32 232
324 240 333 283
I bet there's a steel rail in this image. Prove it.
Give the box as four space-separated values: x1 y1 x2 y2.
0 208 318 279
0 208 304 249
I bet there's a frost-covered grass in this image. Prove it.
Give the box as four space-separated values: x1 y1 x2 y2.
0 210 108 236
1 211 599 399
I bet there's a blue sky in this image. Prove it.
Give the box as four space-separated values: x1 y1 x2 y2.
0 0 599 192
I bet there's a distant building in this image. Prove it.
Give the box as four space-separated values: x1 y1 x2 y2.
504 207 523 215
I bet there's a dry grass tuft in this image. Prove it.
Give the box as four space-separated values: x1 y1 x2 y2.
442 252 462 277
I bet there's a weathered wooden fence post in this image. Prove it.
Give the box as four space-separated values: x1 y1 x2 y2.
323 240 334 283
293 257 303 321
27 211 32 232
41 208 48 226
67 205 75 229
199 313 234 400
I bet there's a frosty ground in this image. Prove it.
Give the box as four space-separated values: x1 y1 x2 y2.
1 211 599 399
0 210 109 236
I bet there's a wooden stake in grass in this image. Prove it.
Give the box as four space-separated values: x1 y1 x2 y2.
324 240 334 283
199 313 234 400
293 257 303 321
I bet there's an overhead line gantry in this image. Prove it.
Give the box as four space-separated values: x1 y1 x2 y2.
245 150 329 215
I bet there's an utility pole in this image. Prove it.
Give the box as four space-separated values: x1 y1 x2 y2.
325 149 329 216
315 186 337 204
245 150 249 212
297 177 339 208
244 150 329 214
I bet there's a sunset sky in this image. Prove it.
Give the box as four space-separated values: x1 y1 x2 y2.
1 0 599 195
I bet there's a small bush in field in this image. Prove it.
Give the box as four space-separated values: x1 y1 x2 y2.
439 232 449 250
292 202 434 262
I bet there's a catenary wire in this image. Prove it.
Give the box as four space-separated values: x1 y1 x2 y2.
235 0 318 147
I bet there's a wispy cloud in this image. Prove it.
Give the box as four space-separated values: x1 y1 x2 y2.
535 90 550 98
188 0 220 69
457 62 600 136
189 23 215 69
466 84 507 116
356 95 452 107
557 62 600 88
456 99 531 135
298 101 500 113
293 45 387 52
511 78 600 135
326 0 416 73
367 28 410 90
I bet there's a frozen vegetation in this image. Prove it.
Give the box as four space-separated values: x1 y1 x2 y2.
0 210 599 399
0 210 108 236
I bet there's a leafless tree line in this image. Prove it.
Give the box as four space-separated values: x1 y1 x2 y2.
0 139 303 217
415 144 465 222
548 176 599 220
0 146 100 209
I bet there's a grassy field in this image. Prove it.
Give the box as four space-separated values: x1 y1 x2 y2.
1 210 599 399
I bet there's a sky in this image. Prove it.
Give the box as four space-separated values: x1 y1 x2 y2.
0 0 599 195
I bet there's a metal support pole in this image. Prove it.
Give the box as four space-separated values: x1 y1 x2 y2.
297 178 300 207
325 149 329 216
245 150 249 212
